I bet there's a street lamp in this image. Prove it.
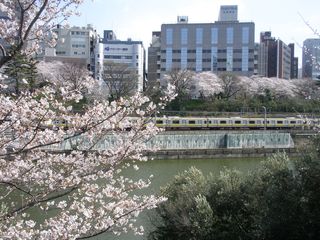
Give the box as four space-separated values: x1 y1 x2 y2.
262 106 267 131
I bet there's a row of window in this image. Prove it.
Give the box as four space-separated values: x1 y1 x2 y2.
166 27 250 45
156 119 300 125
160 67 254 72
72 44 86 48
161 49 254 54
71 31 88 36
104 55 133 60
161 58 254 62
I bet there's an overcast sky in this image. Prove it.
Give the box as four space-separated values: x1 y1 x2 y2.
69 0 320 64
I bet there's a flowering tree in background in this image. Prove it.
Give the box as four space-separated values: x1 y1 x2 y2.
0 1 176 239
190 72 222 99
187 71 318 101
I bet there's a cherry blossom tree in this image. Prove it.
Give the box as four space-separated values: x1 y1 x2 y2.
190 71 222 99
162 69 194 99
0 1 176 239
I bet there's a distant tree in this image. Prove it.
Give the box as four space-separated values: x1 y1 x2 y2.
162 69 194 110
190 72 222 100
102 61 139 101
163 69 194 99
219 73 242 100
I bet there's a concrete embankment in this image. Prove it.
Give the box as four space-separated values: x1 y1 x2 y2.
147 147 299 160
146 130 312 160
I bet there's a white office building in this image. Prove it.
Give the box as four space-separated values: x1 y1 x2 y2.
100 30 146 92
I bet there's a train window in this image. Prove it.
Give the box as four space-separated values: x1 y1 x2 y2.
290 121 296 124
189 120 196 124
204 121 207 124
235 120 241 124
208 120 212 124
156 120 163 124
249 120 255 124
220 120 226 124
277 121 283 124
172 120 179 124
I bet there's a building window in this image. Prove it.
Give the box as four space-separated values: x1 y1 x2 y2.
242 27 249 44
196 47 202 72
166 47 172 71
242 46 249 71
227 47 233 71
181 47 188 69
211 28 218 44
196 28 203 45
166 28 173 45
181 28 188 45
211 47 217 71
227 27 233 44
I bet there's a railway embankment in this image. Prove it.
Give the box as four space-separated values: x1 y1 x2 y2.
146 130 315 159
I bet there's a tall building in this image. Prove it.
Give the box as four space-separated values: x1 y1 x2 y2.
288 43 298 79
148 5 255 86
147 31 161 85
302 39 320 80
44 24 100 77
258 31 292 79
99 30 146 92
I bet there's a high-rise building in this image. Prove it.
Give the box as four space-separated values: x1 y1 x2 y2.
148 5 255 86
99 31 146 92
288 43 298 79
302 39 320 80
43 24 100 77
258 31 292 79
147 31 161 85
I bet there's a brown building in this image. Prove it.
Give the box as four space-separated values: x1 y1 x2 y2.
258 31 293 79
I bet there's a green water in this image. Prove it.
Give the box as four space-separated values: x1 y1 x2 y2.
96 157 264 240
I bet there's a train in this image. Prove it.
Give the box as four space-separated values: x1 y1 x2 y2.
153 116 317 130
43 116 318 131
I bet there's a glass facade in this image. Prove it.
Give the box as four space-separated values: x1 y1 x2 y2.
196 47 202 72
166 47 172 71
196 28 203 45
242 46 249 71
227 27 233 44
211 27 218 44
211 47 218 72
166 28 173 45
181 47 188 69
242 27 249 44
181 28 188 45
227 47 233 71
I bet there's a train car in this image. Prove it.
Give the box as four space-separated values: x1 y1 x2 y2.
154 116 310 130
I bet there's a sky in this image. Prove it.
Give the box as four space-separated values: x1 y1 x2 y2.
69 0 320 66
